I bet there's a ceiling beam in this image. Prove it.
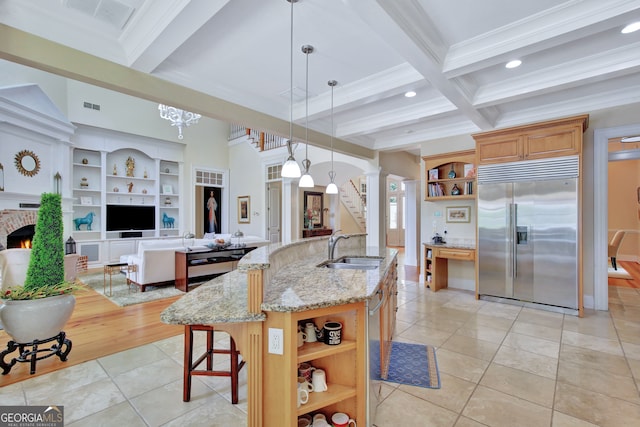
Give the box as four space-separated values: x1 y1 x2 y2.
0 24 375 159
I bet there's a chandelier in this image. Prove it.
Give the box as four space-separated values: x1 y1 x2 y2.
158 104 201 139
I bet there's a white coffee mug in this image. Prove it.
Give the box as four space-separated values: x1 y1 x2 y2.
312 413 327 424
332 412 357 427
312 368 328 392
296 387 309 408
304 322 317 343
297 330 307 347
297 376 314 392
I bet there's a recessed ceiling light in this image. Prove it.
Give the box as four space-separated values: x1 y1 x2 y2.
505 60 522 69
621 22 640 34
404 91 416 98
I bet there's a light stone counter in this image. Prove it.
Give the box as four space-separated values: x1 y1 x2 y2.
261 247 397 312
161 234 397 323
160 269 266 325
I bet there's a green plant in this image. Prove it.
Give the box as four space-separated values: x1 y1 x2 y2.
2 193 82 300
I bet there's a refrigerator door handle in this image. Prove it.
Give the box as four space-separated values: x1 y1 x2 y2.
510 203 517 278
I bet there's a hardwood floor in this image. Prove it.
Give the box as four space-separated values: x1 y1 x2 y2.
0 283 182 387
608 260 640 289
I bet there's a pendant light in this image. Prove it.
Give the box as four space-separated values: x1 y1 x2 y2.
326 80 339 194
281 0 302 178
298 44 315 188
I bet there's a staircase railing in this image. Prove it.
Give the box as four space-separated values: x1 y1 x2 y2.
229 125 288 152
340 180 366 232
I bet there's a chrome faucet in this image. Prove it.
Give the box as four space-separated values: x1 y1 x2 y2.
328 230 350 260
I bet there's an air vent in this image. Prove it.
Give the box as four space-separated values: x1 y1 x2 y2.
83 102 101 111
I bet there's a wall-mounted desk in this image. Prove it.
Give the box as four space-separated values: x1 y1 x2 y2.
423 243 475 292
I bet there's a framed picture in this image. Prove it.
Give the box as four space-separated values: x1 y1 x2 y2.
80 196 92 205
446 206 470 223
238 195 250 223
203 187 221 234
162 184 173 194
428 168 439 180
303 191 323 228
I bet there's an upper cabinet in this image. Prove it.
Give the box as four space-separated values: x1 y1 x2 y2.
473 115 589 165
423 149 476 201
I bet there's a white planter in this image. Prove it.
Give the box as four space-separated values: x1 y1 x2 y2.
0 295 75 343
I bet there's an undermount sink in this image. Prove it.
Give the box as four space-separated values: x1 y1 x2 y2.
317 256 383 270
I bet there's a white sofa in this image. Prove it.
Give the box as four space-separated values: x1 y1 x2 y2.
120 235 269 291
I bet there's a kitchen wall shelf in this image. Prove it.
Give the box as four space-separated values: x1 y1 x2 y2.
423 149 476 201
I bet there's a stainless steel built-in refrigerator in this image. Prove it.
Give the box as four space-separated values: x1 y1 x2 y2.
477 156 579 314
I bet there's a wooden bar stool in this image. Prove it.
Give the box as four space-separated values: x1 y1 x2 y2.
183 324 245 403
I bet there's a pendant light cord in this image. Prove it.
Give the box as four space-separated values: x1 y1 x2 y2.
289 0 294 145
305 46 309 161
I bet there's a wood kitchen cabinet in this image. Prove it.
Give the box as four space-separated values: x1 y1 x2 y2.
474 114 589 165
262 302 366 426
379 259 397 378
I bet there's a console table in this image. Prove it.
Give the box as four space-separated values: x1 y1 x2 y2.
302 228 332 238
174 246 257 292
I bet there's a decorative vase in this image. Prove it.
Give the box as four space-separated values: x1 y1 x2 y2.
448 164 456 179
81 158 88 165
451 183 461 195
80 177 89 187
0 295 75 343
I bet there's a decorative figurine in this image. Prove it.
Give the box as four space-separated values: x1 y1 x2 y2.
82 158 88 165
142 188 147 194
126 156 135 177
113 163 117 175
162 212 175 228
73 212 95 231
80 177 89 188
127 182 134 193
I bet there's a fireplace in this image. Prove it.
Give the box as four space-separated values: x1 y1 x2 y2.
7 225 35 249
0 210 38 250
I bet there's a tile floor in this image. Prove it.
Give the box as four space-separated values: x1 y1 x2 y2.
2 271 640 426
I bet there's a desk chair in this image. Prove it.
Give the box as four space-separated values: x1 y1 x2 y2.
608 230 626 270
183 325 245 403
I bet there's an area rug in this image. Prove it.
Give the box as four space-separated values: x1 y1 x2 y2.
371 341 441 389
608 265 632 279
77 271 185 307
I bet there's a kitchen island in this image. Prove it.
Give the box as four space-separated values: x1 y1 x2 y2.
161 234 397 427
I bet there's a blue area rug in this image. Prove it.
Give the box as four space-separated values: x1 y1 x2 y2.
371 341 441 389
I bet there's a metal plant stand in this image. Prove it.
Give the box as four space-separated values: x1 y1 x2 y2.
0 332 72 375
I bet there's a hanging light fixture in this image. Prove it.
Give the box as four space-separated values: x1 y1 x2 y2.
281 0 302 178
299 44 315 188
326 80 339 194
158 104 201 140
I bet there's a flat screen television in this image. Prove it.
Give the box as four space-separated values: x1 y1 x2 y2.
106 205 155 231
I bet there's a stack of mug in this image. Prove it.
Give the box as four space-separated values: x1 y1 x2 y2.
297 412 357 426
298 321 343 347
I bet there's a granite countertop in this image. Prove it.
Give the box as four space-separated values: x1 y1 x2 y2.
424 241 476 250
262 247 397 313
160 269 266 325
161 239 397 325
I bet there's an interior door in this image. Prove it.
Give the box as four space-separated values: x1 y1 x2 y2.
267 182 281 243
386 179 404 246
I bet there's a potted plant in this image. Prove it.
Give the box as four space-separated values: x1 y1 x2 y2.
0 193 81 344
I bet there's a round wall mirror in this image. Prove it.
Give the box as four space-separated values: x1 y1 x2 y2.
14 150 41 177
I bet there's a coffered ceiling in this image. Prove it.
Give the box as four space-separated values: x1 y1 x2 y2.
1 0 640 156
